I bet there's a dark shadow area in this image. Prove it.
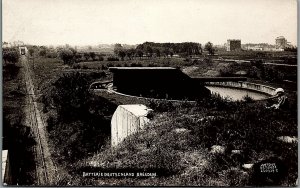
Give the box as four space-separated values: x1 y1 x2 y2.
3 114 36 185
110 67 211 100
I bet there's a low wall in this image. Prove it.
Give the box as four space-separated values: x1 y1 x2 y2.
105 87 197 103
205 81 277 96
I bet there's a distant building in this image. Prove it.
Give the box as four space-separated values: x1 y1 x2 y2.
246 46 263 51
275 36 287 49
226 39 241 51
19 46 28 55
243 43 283 52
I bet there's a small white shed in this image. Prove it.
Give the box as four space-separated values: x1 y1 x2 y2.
111 104 152 147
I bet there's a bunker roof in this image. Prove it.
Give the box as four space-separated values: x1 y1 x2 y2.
119 104 152 117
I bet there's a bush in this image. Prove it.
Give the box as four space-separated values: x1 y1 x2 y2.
59 48 76 65
3 48 20 64
46 52 58 58
130 63 142 67
148 99 176 112
72 64 81 69
82 65 88 69
101 65 108 70
107 57 119 61
98 56 104 61
46 72 117 161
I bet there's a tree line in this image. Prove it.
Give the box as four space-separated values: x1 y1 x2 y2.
3 48 20 64
114 42 202 60
113 42 216 60
1 41 216 65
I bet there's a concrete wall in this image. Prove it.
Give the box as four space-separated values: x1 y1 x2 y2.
205 81 276 96
2 150 12 185
111 104 152 147
107 88 197 103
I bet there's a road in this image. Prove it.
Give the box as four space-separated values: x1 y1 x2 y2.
21 56 56 185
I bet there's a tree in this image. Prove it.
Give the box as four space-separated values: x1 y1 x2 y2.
154 48 161 58
3 48 20 64
39 49 47 57
145 46 153 58
163 48 170 58
113 44 127 60
59 49 75 65
28 48 35 57
83 53 90 61
75 54 82 62
89 52 96 61
136 50 143 59
51 72 91 119
169 49 174 58
118 50 126 61
113 43 123 56
204 42 215 55
125 48 135 60
97 55 104 61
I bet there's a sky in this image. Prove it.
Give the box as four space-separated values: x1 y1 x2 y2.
2 0 298 46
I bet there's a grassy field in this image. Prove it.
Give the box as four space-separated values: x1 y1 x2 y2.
28 55 297 186
67 98 297 186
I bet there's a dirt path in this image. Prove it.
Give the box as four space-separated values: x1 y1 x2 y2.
21 56 56 185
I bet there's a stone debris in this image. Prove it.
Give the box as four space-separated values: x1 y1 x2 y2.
277 136 298 144
242 163 254 169
231 150 242 154
173 128 191 134
210 145 225 154
199 116 225 123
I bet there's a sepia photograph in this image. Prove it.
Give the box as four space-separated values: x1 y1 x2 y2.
2 0 298 186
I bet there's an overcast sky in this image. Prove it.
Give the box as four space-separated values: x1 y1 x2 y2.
3 0 297 46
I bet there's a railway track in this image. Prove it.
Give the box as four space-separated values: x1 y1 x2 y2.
21 56 56 185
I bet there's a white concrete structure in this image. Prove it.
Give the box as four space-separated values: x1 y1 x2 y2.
111 104 152 147
2 150 12 185
205 81 277 96
19 46 28 55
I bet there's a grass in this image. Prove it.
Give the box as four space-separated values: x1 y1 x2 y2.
28 55 297 186
68 98 297 186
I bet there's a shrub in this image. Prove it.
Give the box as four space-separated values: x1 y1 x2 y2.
72 64 81 69
46 72 117 161
59 48 76 65
98 56 104 61
3 48 20 64
107 57 119 61
148 99 176 112
101 65 108 70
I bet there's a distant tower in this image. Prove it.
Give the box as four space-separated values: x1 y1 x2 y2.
275 36 287 49
226 39 241 51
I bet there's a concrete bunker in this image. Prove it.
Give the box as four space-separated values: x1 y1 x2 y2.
111 104 152 147
109 67 211 100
